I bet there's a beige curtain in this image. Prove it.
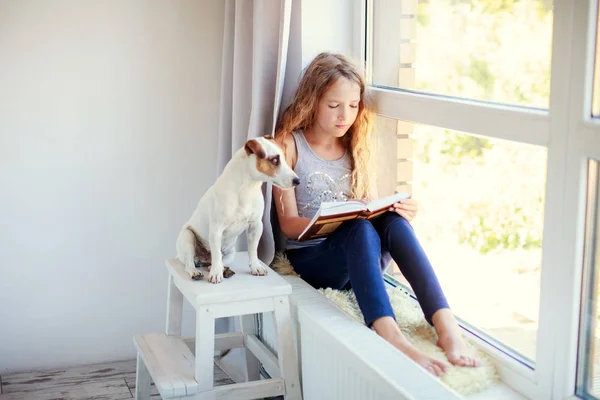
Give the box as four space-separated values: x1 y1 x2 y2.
217 0 293 266
214 2 296 379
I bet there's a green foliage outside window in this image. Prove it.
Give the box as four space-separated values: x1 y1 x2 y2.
413 0 550 254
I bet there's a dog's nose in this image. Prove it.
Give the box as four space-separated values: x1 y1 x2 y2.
292 177 300 186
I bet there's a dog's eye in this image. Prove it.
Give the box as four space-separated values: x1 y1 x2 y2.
270 156 280 166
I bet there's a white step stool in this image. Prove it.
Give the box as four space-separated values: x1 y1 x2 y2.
133 251 302 400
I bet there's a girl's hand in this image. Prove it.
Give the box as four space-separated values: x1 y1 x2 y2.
389 196 418 222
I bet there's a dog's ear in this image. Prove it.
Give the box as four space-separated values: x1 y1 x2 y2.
244 139 266 159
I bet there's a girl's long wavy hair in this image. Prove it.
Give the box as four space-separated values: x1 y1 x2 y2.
275 52 375 200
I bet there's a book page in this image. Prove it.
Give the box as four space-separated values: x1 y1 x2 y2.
319 200 366 217
297 201 365 241
366 191 410 212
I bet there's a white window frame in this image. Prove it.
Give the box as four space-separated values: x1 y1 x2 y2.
358 0 600 399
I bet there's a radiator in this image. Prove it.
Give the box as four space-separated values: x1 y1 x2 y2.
259 276 461 400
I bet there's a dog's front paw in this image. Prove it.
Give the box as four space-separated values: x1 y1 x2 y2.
250 261 268 276
186 267 204 281
223 266 235 279
207 266 224 284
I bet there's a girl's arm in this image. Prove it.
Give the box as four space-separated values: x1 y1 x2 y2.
273 186 311 239
273 134 312 240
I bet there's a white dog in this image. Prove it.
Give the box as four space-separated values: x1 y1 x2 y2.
176 135 299 284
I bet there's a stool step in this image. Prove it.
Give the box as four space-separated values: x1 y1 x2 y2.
134 333 198 398
166 252 292 306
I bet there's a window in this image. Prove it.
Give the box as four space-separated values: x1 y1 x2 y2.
593 4 600 117
368 0 551 369
371 0 553 109
366 0 600 397
577 161 600 399
376 116 546 362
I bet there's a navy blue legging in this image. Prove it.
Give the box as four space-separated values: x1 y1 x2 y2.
285 212 449 327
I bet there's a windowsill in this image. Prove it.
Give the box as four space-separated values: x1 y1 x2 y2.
278 273 476 399
467 383 528 400
259 258 533 398
384 275 537 399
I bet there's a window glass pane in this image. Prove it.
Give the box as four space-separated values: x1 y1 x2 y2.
576 161 600 398
371 0 553 109
592 5 600 117
376 116 546 362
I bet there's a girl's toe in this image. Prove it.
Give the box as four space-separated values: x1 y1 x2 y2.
435 360 448 373
434 361 448 376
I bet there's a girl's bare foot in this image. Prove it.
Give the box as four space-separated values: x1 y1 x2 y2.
432 309 480 367
372 317 448 377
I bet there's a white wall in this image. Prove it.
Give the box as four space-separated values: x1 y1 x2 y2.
279 0 357 121
0 0 225 373
300 0 358 67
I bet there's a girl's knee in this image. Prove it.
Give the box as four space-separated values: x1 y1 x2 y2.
380 212 413 233
345 219 380 243
375 212 418 249
382 211 408 224
346 218 376 232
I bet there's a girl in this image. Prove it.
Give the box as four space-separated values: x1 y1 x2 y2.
272 52 479 376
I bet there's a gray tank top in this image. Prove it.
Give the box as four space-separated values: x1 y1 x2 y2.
285 131 352 250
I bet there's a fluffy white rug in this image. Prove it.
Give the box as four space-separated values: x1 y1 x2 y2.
271 253 500 396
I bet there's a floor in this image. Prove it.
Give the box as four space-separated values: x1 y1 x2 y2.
0 359 234 400
0 358 529 400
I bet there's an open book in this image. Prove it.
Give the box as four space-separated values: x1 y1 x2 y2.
297 191 411 242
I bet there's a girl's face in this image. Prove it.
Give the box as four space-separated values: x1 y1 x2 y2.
313 77 361 138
